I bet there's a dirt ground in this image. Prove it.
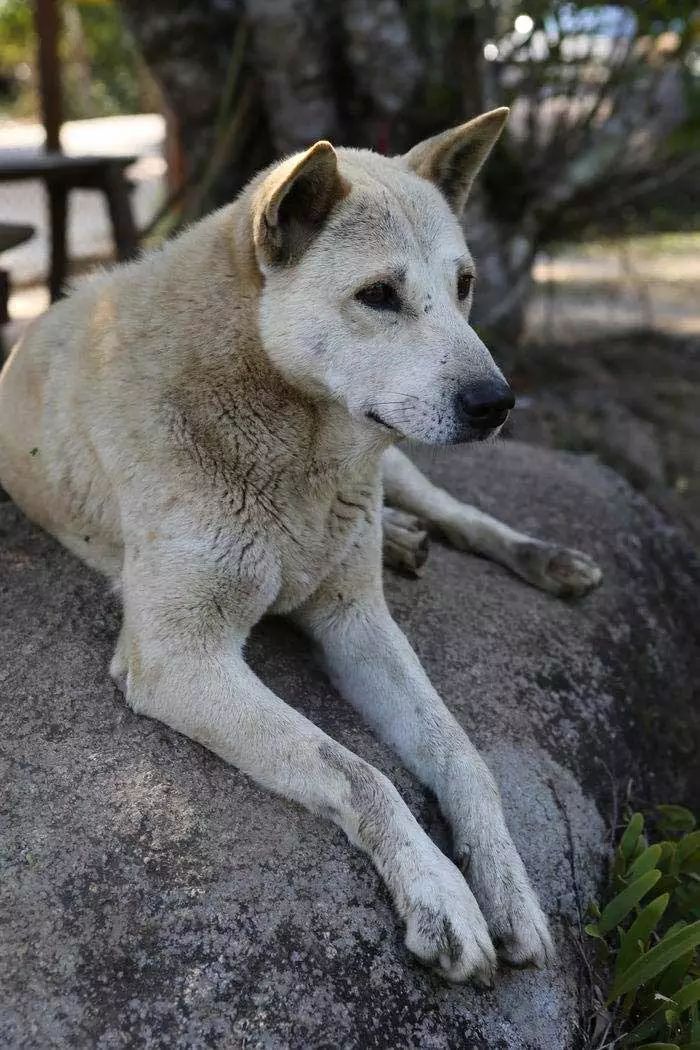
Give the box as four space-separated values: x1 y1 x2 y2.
507 329 700 548
528 234 700 341
506 234 700 549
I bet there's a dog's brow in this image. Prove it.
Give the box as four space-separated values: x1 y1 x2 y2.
454 256 476 276
360 265 407 288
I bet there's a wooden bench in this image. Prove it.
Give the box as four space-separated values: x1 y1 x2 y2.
0 151 139 301
0 221 35 324
0 221 36 362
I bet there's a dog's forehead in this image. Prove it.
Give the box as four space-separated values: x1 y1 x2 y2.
324 150 466 262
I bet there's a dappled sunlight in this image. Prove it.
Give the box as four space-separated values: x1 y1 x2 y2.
528 234 700 340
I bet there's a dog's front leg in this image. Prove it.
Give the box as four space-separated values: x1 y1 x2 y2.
382 446 602 597
295 559 553 969
117 548 496 984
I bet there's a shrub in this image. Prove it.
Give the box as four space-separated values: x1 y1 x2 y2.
586 806 700 1047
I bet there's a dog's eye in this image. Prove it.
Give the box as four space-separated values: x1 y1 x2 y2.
356 282 400 311
457 273 474 301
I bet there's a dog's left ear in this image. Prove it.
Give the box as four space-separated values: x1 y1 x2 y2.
254 141 349 266
404 107 509 216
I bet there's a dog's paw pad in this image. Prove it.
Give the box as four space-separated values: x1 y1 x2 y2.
516 542 602 597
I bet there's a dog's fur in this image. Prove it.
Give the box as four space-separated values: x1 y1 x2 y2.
0 109 602 984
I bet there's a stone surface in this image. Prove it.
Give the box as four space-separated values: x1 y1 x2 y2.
1 442 698 1050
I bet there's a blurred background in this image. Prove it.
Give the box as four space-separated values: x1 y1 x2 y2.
0 0 698 539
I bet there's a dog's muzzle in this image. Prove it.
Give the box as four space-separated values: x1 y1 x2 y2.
454 378 515 437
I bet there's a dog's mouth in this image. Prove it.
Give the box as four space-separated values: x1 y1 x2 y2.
365 410 398 432
364 407 507 444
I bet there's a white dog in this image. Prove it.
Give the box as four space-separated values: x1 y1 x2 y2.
0 108 601 984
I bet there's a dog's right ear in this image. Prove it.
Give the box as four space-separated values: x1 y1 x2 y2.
404 108 509 216
253 142 349 267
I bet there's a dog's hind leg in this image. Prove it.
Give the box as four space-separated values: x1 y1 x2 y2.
381 446 602 597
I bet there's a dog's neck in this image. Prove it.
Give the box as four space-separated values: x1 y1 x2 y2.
177 349 390 498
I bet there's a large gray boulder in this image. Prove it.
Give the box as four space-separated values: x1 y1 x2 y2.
1 442 698 1050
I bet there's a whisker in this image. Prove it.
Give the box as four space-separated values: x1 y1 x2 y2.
369 401 415 408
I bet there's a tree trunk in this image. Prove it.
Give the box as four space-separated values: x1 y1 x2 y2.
119 0 534 335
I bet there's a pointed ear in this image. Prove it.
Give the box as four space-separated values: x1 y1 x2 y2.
403 108 509 215
254 141 349 265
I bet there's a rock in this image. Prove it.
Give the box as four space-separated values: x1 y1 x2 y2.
1 441 698 1050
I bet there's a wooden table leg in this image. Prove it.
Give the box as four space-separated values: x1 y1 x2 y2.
0 268 9 327
0 268 9 363
103 166 139 262
47 182 68 301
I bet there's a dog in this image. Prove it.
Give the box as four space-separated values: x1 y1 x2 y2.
0 108 602 984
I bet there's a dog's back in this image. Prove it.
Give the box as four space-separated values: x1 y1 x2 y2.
0 288 109 562
0 207 250 576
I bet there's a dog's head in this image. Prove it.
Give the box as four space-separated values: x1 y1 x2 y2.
252 109 513 445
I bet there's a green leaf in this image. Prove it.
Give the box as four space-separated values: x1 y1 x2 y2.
656 874 683 896
665 922 689 939
633 836 651 863
616 894 670 977
621 814 646 860
634 1043 679 1049
673 979 700 1013
658 841 678 873
609 921 700 1002
598 870 662 935
678 834 700 868
623 1005 670 1045
674 880 700 917
664 1006 679 1027
670 833 700 876
629 846 664 881
659 953 695 998
680 850 700 876
657 806 696 836
692 1001 700 1039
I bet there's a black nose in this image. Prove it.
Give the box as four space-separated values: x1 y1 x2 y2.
456 379 515 429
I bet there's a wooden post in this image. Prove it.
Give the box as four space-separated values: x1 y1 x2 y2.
34 0 62 152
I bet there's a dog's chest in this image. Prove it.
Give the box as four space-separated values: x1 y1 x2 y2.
178 393 384 612
267 469 379 612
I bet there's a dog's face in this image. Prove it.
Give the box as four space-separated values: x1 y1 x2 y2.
254 110 513 445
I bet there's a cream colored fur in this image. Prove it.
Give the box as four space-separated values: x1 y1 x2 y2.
0 109 601 985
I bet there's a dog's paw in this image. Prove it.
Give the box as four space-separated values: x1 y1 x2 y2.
401 858 497 984
457 839 554 969
382 506 430 577
514 541 602 598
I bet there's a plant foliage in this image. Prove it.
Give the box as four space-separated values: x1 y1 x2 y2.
586 806 700 1047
